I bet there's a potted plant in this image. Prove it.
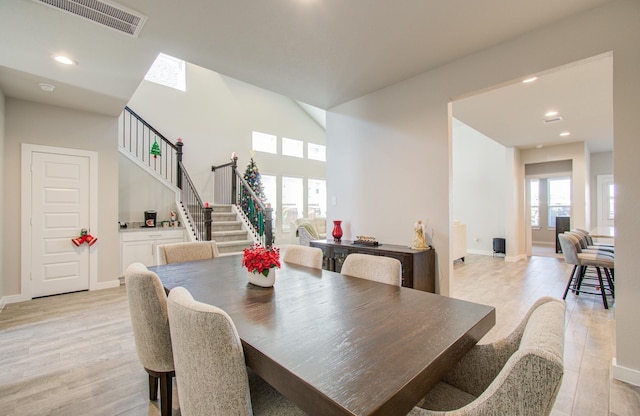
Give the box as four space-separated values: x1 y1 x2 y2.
242 243 280 287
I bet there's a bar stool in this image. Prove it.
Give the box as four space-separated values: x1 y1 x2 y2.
558 233 614 309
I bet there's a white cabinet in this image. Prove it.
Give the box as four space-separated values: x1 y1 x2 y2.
120 228 185 275
453 222 467 262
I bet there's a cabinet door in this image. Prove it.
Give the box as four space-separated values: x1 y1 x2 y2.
121 240 155 275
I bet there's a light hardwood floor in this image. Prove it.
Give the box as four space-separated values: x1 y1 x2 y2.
1 254 639 415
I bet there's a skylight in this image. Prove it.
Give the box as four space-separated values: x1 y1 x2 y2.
144 53 186 91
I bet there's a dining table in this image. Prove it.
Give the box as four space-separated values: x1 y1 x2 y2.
150 254 495 416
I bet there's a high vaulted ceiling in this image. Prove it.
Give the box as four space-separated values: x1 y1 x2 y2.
0 0 614 151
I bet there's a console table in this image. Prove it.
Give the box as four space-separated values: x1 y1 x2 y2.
309 240 436 293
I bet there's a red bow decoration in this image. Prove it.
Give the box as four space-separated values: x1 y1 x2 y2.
72 228 98 247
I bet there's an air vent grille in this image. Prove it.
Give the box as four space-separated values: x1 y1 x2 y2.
34 0 147 37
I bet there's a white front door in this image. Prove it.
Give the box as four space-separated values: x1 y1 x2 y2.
28 150 92 297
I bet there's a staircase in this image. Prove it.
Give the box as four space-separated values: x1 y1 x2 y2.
119 106 272 254
210 205 252 254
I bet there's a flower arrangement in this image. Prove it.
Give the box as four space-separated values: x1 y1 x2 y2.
242 244 280 277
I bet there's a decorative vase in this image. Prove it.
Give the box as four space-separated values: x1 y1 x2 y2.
332 220 343 242
247 268 276 287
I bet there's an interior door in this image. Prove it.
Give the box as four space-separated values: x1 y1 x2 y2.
30 151 91 297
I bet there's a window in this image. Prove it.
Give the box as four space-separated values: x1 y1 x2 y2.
308 143 326 161
547 177 571 228
252 131 277 154
308 179 327 218
608 183 615 220
144 53 186 91
282 177 303 231
530 179 540 227
282 137 303 158
261 175 277 228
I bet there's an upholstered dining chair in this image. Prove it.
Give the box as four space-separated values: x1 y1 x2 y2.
282 245 323 269
156 240 220 265
166 286 305 416
558 233 614 309
341 253 402 286
124 263 174 416
408 296 565 416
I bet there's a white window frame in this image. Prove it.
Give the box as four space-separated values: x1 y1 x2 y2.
144 53 186 91
252 131 277 154
597 174 614 227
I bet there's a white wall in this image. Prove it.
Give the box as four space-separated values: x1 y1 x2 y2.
0 89 5 300
327 0 640 381
452 118 506 255
118 155 178 224
3 99 119 296
126 63 326 241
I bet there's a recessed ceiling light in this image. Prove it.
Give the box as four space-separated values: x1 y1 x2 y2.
559 132 571 137
545 111 558 117
38 82 56 92
536 144 543 149
53 55 75 65
522 77 538 83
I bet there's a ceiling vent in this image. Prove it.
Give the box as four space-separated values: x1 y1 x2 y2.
543 116 564 124
34 0 148 37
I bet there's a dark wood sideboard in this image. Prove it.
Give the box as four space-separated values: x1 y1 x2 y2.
309 239 436 293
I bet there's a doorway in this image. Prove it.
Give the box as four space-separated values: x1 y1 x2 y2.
21 144 98 298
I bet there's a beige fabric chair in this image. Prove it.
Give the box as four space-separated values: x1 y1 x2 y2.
409 297 565 416
340 253 402 286
282 245 323 269
124 263 174 416
166 287 305 416
156 240 220 265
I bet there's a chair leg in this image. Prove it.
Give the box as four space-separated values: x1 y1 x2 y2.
595 267 609 309
159 372 174 416
605 268 615 297
149 374 158 401
563 265 578 300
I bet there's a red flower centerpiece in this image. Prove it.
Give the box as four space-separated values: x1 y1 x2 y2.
242 244 280 287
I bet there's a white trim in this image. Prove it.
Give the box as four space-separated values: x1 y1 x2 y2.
466 249 494 256
505 254 527 262
612 358 640 387
21 144 99 299
92 280 121 290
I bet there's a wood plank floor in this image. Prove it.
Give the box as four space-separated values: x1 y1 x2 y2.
1 254 639 415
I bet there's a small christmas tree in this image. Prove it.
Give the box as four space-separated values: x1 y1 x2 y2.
242 157 267 232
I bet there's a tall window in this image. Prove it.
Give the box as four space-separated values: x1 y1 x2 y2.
144 53 186 91
608 183 615 220
282 177 303 231
261 175 277 228
308 179 327 218
548 177 571 227
530 179 540 227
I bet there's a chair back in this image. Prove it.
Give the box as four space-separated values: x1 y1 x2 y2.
283 245 323 269
558 233 580 265
157 240 220 265
341 253 402 286
167 287 252 416
124 263 174 372
473 299 565 415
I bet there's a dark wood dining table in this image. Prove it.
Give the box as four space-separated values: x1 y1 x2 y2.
150 255 495 416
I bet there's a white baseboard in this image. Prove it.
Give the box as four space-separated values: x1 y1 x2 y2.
505 254 527 263
466 249 494 256
612 358 640 387
91 280 121 290
0 293 31 309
